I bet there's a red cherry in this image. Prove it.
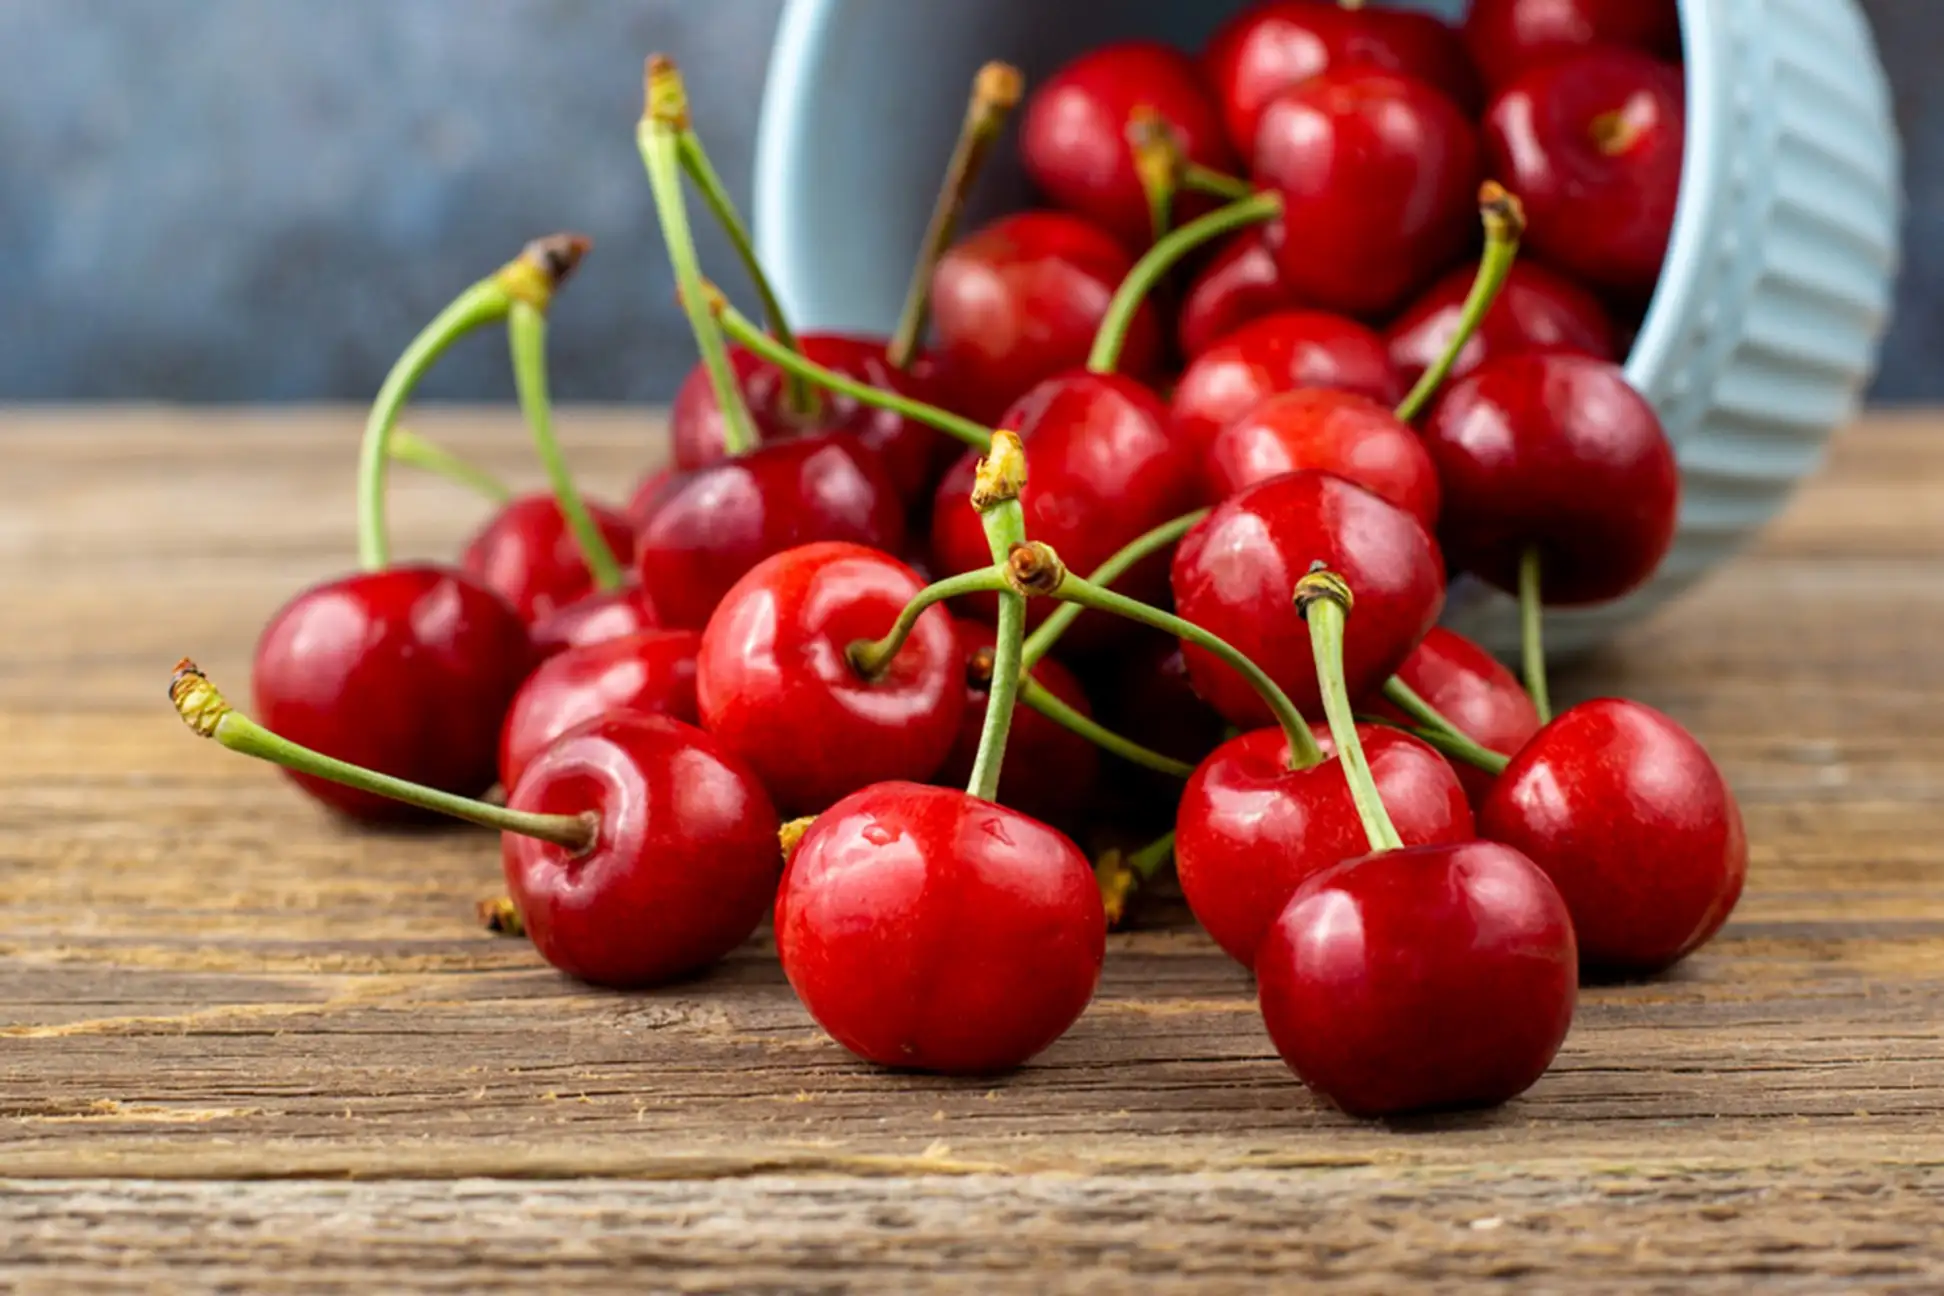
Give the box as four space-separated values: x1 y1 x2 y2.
696 542 963 813
1170 310 1401 469
1205 388 1441 529
1171 471 1444 728
1204 0 1481 156
1483 49 1685 296
1464 0 1681 91
1176 723 1474 966
625 465 679 530
459 493 637 624
932 619 1100 827
930 211 1163 425
776 781 1105 1073
1372 627 1542 807
251 564 531 821
1255 839 1577 1116
1421 354 1677 605
635 434 907 630
1385 260 1617 394
505 712 780 988
1021 40 1238 251
1177 230 1299 358
1254 70 1482 319
527 581 661 660
1481 699 1747 974
498 628 700 790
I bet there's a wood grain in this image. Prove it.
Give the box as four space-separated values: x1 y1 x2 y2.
3 408 1943 1292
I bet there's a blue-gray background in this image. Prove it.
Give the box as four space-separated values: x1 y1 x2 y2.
1 0 1932 404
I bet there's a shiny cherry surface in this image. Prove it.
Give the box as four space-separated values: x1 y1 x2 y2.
1374 627 1542 807
1255 839 1578 1116
460 493 638 625
527 581 661 660
504 713 780 988
498 628 700 790
1385 259 1617 394
1465 0 1682 91
1178 230 1298 359
1205 388 1441 529
1482 699 1747 974
776 781 1105 1074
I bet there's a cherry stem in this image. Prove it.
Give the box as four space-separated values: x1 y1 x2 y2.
1096 830 1177 928
888 61 1024 371
966 433 1032 803
1394 182 1528 424
1179 165 1253 202
506 300 626 592
1087 191 1283 374
167 660 597 851
1127 107 1180 244
845 567 1010 680
713 290 994 451
1020 677 1194 779
387 428 513 504
1020 507 1208 670
1296 570 1404 853
1363 712 1510 775
640 57 759 458
1520 546 1552 723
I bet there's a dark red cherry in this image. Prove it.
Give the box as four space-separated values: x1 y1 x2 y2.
1021 40 1238 251
625 465 679 530
1204 388 1441 528
1385 260 1617 394
1256 839 1577 1116
696 541 963 813
252 564 531 821
498 628 700 790
1176 722 1473 966
504 712 780 988
1465 0 1681 91
933 619 1100 828
1372 627 1542 808
1483 49 1685 296
1204 0 1481 157
1171 471 1444 727
635 433 907 630
527 581 661 660
1421 354 1677 605
1177 230 1299 358
1097 636 1229 775
1254 70 1482 319
460 493 638 624
1170 309 1401 467
930 211 1163 425
776 781 1105 1074
1482 699 1747 974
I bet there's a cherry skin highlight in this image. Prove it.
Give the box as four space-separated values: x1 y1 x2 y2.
1482 699 1748 974
527 581 662 660
1255 839 1578 1117
498 628 700 790
695 542 964 813
1373 626 1543 807
1176 722 1474 967
1421 353 1678 604
503 712 780 989
1177 230 1300 359
1171 470 1444 727
460 493 637 624
1385 260 1618 395
1205 388 1441 529
1464 0 1682 92
251 564 531 822
776 781 1106 1074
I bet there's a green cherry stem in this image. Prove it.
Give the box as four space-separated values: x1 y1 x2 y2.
387 428 513 504
1362 712 1510 775
845 566 1011 680
1095 831 1176 928
169 660 596 850
1394 182 1528 424
1295 569 1404 853
888 61 1024 371
1019 678 1195 779
1087 191 1283 374
1020 507 1209 669
965 432 1032 803
1380 676 1471 746
639 56 759 457
1179 165 1254 202
1520 546 1552 723
1126 106 1180 244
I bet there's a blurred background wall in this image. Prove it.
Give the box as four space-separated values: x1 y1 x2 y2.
0 0 1931 404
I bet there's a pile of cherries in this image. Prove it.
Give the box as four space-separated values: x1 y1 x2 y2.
172 0 1747 1119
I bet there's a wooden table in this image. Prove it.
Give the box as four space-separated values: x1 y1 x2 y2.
5 408 1943 1293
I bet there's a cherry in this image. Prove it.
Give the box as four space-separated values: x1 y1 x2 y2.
1254 70 1481 319
1177 230 1298 358
1171 471 1443 728
635 434 907 630
498 629 700 790
696 541 964 812
1176 722 1473 966
459 493 638 625
1374 627 1542 808
527 581 662 660
1464 0 1681 92
624 465 679 530
775 781 1105 1073
933 619 1100 827
1481 699 1747 974
1204 0 1481 157
1204 388 1441 528
1483 49 1685 297
930 211 1163 425
1095 636 1228 802
1385 260 1617 394
1420 353 1677 605
251 565 531 821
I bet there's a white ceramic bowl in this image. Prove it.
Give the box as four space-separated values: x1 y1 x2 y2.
754 0 1901 656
